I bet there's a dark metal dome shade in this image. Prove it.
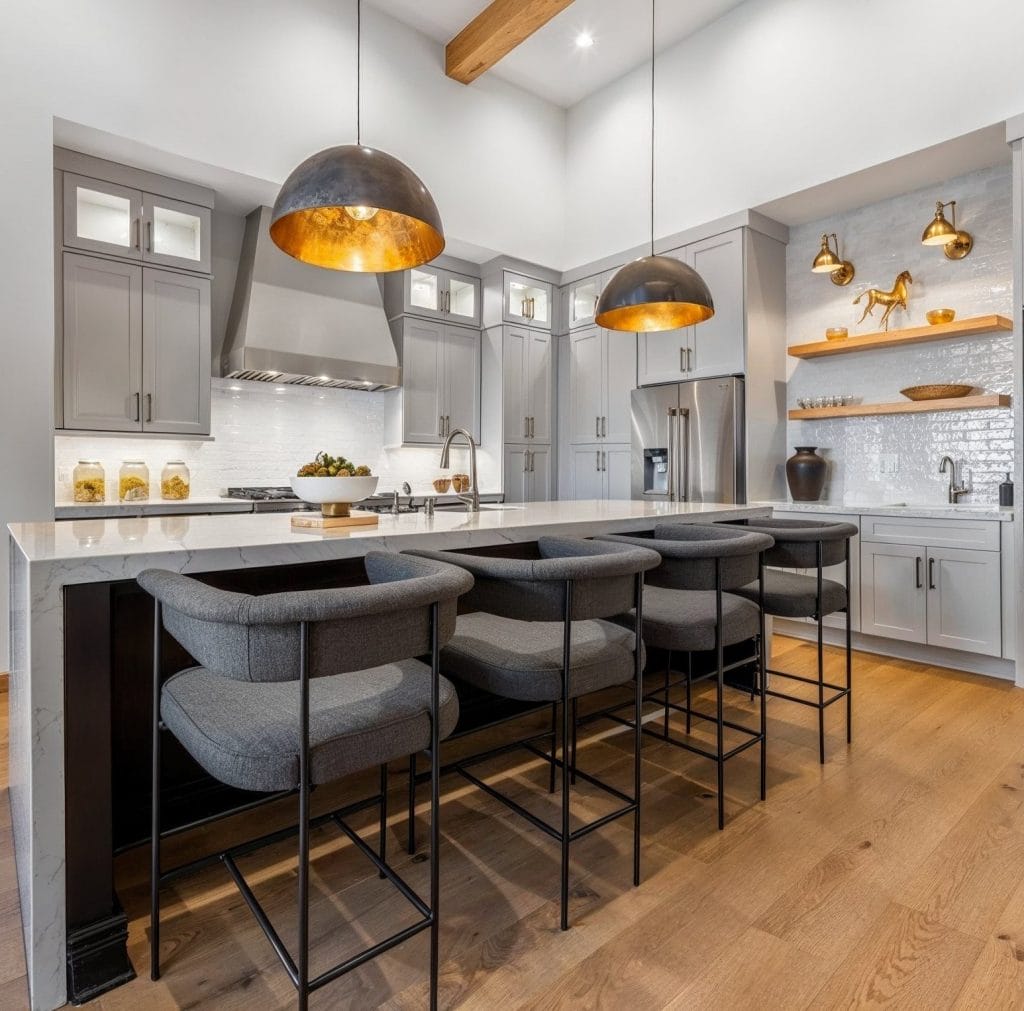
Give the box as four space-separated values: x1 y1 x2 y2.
270 144 445 272
595 255 715 332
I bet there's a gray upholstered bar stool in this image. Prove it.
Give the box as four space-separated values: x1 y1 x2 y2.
138 551 473 1011
406 535 660 931
595 523 774 830
728 518 858 764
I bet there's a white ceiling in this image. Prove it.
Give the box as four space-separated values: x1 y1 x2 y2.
368 0 749 108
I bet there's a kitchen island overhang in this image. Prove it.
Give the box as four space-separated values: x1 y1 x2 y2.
7 500 771 1010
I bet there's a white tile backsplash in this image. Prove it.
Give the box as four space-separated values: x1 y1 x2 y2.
786 163 1013 505
55 379 499 501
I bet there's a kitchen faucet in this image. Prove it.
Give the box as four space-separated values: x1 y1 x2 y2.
939 455 968 503
440 427 480 512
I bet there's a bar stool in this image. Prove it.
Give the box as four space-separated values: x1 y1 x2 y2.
728 518 857 764
595 523 774 830
138 551 473 1011
406 535 660 930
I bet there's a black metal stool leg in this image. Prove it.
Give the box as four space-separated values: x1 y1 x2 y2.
846 548 853 744
429 602 442 1011
549 703 558 794
570 698 578 786
816 542 826 765
685 652 692 735
664 649 672 739
407 752 417 855
379 763 388 879
759 551 767 802
297 623 311 1011
633 572 644 888
560 581 573 931
715 567 725 831
150 601 162 982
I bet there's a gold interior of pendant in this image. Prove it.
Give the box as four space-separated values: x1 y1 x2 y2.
270 206 445 272
596 301 716 333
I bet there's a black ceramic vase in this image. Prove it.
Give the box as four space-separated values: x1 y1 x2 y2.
786 446 826 501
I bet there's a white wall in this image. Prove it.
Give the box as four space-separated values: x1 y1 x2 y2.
565 0 1024 269
786 164 1013 505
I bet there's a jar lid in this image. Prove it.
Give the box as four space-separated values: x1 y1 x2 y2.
77 459 101 465
122 460 146 465
165 460 186 465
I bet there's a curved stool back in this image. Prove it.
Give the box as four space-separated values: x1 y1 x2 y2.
138 551 473 1010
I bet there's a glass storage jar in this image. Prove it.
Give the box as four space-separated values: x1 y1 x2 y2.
119 460 150 502
72 460 105 502
160 461 191 500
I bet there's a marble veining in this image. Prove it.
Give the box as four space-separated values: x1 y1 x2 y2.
753 500 1013 522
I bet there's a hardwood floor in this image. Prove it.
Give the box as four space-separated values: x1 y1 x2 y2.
5 638 1024 1008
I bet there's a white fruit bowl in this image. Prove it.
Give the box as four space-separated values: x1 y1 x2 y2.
290 475 379 516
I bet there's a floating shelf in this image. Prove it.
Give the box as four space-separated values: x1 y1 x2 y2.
789 394 1011 421
787 314 1012 359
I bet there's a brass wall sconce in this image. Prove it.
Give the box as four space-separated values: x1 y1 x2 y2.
921 200 973 260
811 233 855 286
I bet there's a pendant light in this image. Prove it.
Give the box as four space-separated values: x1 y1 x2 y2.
596 0 714 332
270 0 445 272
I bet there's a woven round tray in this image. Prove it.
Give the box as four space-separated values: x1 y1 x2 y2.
900 384 973 401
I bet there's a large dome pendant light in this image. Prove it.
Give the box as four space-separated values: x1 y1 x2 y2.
595 0 714 332
270 0 445 272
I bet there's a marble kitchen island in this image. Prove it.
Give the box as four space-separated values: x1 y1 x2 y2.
8 499 769 1009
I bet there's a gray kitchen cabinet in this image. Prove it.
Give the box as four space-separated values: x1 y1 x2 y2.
503 327 552 444
142 269 211 435
403 264 481 327
62 252 143 432
569 444 630 500
63 173 210 273
637 229 745 385
504 445 551 503
568 274 602 330
604 445 631 499
860 541 928 644
569 326 636 446
503 271 553 330
926 545 1002 656
397 317 480 445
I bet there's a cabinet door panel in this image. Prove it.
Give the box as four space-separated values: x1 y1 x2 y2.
504 273 552 330
444 325 480 442
569 276 601 329
528 447 552 502
62 253 143 431
604 445 632 500
63 174 142 259
603 330 636 443
402 319 445 444
142 269 211 434
445 270 481 327
406 267 444 319
503 446 529 503
687 231 745 379
503 329 529 441
143 194 211 273
927 547 1001 656
637 326 688 386
527 331 553 443
569 327 604 444
860 542 926 643
570 446 604 500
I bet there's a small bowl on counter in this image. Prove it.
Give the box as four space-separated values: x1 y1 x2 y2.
925 308 956 326
290 475 379 517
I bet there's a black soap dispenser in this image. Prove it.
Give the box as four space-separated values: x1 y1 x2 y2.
1000 472 1014 507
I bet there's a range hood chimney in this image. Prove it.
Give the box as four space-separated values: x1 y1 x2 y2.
222 206 401 391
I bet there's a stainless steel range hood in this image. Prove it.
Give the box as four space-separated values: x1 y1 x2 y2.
222 206 401 391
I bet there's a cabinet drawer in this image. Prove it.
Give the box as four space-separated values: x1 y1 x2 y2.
859 515 1000 551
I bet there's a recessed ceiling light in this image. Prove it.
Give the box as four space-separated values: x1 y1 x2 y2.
575 31 594 49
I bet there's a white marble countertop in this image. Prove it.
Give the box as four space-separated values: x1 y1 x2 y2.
753 500 1014 522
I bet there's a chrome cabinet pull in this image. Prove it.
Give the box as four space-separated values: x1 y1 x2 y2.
530 451 535 473
596 449 601 472
687 347 694 371
134 218 141 250
445 415 450 436
525 416 530 438
680 347 686 372
439 415 444 437
146 219 152 253
524 450 529 473
928 557 936 590
530 416 535 438
133 392 140 422
601 415 607 437
145 393 152 423
596 416 601 438
915 556 923 589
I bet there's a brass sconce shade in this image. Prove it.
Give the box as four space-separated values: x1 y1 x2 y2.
270 145 445 272
596 0 715 332
270 0 444 272
921 200 973 260
595 255 715 332
811 233 855 286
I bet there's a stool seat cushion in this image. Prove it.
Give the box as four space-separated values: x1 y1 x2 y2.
161 660 459 793
733 569 846 618
611 585 760 652
439 613 640 702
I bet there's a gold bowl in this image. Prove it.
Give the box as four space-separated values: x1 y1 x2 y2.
825 327 848 341
925 308 956 326
900 384 973 401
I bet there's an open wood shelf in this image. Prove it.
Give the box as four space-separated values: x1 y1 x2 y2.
789 393 1010 421
787 314 1012 359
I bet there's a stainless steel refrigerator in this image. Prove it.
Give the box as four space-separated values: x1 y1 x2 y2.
631 377 745 503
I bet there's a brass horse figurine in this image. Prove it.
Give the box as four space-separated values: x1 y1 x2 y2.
853 270 913 331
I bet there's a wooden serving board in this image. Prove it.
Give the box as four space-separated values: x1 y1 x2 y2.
290 510 379 531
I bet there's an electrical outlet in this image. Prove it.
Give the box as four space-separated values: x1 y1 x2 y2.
879 453 899 475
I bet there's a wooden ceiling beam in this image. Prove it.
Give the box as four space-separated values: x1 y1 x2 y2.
446 0 576 85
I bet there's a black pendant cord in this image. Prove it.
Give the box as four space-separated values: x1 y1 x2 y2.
356 0 362 145
649 0 655 258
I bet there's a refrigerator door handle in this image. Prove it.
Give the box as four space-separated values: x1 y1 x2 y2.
676 407 690 502
666 408 676 501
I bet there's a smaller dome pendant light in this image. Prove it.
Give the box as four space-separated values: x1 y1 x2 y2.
596 0 714 332
271 0 445 272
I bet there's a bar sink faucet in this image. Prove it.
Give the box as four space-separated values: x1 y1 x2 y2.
440 427 480 512
939 455 968 503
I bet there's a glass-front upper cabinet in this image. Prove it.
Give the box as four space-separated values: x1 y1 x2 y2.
503 271 552 330
63 173 211 273
404 265 480 326
569 275 601 329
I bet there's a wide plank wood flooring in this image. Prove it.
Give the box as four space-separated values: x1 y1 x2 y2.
5 637 1024 1008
